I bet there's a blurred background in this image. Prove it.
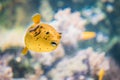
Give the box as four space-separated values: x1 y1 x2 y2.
0 0 120 80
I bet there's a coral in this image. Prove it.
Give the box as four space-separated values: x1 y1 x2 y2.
82 7 106 25
105 58 120 80
48 55 88 80
24 44 65 80
25 64 44 80
51 8 87 46
0 47 109 80
46 47 109 80
85 48 109 76
0 54 13 80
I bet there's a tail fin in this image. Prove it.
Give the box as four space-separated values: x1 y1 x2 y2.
21 47 28 55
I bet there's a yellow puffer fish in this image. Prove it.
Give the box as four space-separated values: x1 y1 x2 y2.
22 13 61 55
98 68 105 80
81 32 96 40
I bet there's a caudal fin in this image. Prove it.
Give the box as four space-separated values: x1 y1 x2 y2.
21 47 28 55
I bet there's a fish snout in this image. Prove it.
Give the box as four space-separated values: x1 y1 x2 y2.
57 33 62 39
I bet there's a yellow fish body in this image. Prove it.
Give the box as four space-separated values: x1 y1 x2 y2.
22 13 61 55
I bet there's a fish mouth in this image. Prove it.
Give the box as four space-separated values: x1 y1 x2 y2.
51 42 57 47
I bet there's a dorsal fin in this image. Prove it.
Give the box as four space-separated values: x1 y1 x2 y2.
32 13 41 24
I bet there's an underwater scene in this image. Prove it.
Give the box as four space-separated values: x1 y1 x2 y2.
0 0 120 80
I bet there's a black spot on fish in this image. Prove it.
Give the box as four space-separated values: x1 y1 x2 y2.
35 32 37 34
34 31 41 37
36 37 39 40
29 25 39 32
40 26 43 28
46 32 49 34
44 37 47 40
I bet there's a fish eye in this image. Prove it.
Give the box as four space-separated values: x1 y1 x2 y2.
51 42 57 47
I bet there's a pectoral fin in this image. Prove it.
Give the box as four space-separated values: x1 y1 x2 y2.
21 47 28 55
32 13 41 24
